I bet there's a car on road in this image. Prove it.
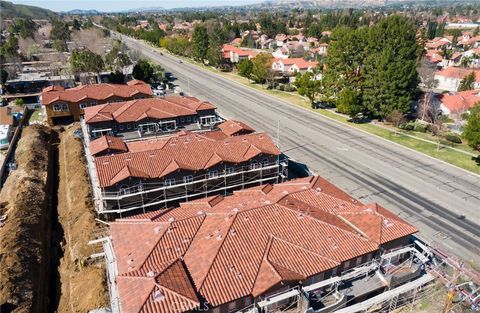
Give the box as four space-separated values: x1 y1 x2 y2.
178 60 183 63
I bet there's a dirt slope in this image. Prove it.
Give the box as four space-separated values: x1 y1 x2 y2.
0 125 55 313
56 124 108 313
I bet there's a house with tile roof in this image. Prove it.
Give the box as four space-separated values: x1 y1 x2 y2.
82 96 219 139
272 58 319 81
222 45 259 64
88 129 286 214
41 79 153 125
437 90 480 117
104 176 417 313
434 67 480 91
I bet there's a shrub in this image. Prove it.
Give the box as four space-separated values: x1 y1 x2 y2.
413 123 427 133
399 122 415 131
444 133 462 144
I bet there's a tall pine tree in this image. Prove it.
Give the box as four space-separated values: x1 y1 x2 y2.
192 25 209 63
362 16 419 119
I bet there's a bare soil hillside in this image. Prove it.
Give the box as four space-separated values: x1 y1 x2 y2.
0 125 55 313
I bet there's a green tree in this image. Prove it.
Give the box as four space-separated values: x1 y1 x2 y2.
192 25 209 63
435 22 446 37
132 59 154 83
72 19 82 31
322 26 368 101
336 88 363 118
294 71 321 106
51 19 71 41
251 53 273 84
362 16 420 119
459 72 476 91
206 29 223 68
70 49 105 75
426 21 437 40
463 103 480 151
237 59 253 80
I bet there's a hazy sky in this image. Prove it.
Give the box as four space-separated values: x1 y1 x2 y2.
10 0 263 12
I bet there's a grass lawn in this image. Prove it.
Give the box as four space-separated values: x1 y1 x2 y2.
151 45 480 175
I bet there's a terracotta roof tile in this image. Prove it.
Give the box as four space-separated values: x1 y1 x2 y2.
439 90 480 113
217 120 255 136
89 135 128 156
94 132 280 187
84 96 216 124
41 81 152 105
111 177 417 310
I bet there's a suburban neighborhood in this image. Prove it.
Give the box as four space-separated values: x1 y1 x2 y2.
1 1 480 313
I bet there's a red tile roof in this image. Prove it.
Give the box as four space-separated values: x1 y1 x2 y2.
41 80 152 105
89 135 128 156
83 96 216 124
0 107 14 126
94 131 280 187
435 67 480 82
217 120 255 136
439 90 480 113
222 44 259 58
274 58 319 70
110 176 417 310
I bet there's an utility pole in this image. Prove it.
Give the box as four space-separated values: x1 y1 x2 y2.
276 120 280 149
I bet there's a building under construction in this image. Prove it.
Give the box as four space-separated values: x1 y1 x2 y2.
82 120 287 215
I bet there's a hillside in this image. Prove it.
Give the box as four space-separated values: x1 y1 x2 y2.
0 0 56 19
246 0 473 9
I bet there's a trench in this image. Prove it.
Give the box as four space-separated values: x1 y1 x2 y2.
47 128 64 313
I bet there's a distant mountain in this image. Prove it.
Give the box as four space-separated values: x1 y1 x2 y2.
246 0 470 9
65 9 101 15
122 6 166 13
0 0 57 19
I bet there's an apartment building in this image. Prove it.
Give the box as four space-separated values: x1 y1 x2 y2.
86 127 286 214
82 96 219 139
104 176 418 313
41 79 153 125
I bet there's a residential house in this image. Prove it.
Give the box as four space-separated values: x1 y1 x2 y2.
272 58 319 81
318 43 329 56
425 37 452 50
222 45 259 63
275 33 288 47
425 49 444 64
88 127 286 213
272 41 306 59
82 96 219 139
434 67 480 91
437 90 480 117
105 176 417 313
41 79 153 125
442 52 463 68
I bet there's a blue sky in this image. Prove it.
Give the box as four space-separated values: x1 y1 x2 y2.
11 0 263 12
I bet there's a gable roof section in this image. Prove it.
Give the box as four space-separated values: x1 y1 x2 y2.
84 96 216 124
41 80 152 105
435 67 480 82
94 131 280 187
217 120 255 136
111 177 417 311
439 90 480 113
89 135 128 156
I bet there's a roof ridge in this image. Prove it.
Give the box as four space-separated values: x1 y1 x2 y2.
134 215 205 275
197 212 239 291
279 204 371 243
269 234 340 265
250 235 282 292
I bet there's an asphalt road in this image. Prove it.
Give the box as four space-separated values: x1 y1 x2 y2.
116 32 480 263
